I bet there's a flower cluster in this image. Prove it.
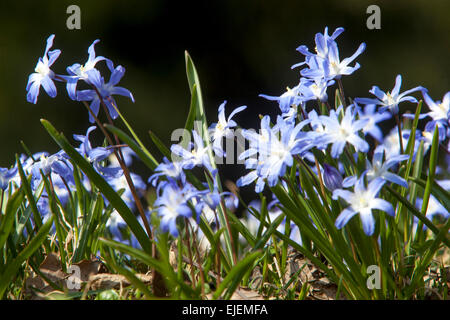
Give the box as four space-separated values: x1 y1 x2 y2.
237 115 312 192
23 29 449 244
235 27 449 236
26 35 134 123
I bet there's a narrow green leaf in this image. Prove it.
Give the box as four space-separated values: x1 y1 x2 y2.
184 83 198 133
40 119 152 254
227 212 256 248
386 185 450 248
415 126 440 243
73 193 104 262
407 217 450 297
105 125 158 171
40 171 68 271
212 250 262 300
0 186 24 251
0 216 53 298
420 125 440 215
108 99 159 170
16 155 43 230
411 177 450 212
148 129 172 160
102 253 153 299
99 237 197 297
254 213 285 250
184 51 215 168
99 238 162 272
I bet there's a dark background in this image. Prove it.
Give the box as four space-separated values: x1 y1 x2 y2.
0 1 449 189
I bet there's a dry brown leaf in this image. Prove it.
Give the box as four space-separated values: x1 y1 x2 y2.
283 249 344 300
88 273 152 291
205 287 264 300
229 287 264 300
25 253 106 299
72 258 107 282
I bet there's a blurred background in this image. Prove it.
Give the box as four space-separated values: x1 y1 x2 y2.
0 0 449 201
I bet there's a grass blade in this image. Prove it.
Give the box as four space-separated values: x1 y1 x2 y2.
105 124 158 171
212 250 262 300
0 216 54 298
0 186 24 251
40 119 152 254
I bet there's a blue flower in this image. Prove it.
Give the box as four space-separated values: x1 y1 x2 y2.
148 157 186 187
259 84 304 114
196 173 238 214
0 167 18 190
76 60 135 123
73 126 121 177
316 105 369 158
325 41 366 80
333 177 394 236
237 115 312 192
381 128 413 159
107 146 137 167
345 146 409 188
106 210 127 241
106 171 146 211
26 34 61 104
422 91 450 124
292 27 345 68
354 75 425 114
262 77 334 112
293 27 365 80
153 182 197 237
30 151 74 187
209 101 247 157
322 163 343 191
299 77 335 103
416 91 450 142
355 103 392 142
170 130 214 172
416 195 449 221
299 55 332 82
66 39 107 100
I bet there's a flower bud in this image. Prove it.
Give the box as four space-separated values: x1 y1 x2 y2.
323 163 343 191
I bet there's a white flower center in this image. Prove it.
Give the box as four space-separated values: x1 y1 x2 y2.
338 126 350 139
35 61 50 76
330 61 341 75
385 92 396 106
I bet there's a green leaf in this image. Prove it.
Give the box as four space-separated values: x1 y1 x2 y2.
0 216 54 298
107 98 159 170
16 154 44 233
212 250 262 300
407 217 450 297
385 185 450 248
73 193 104 262
102 252 153 299
148 129 172 160
420 125 439 215
185 52 236 264
40 119 152 254
253 212 285 250
184 83 199 133
99 238 163 273
410 177 450 213
100 237 197 298
415 126 440 243
184 51 215 168
0 186 24 251
228 212 256 248
40 171 68 271
105 125 158 171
